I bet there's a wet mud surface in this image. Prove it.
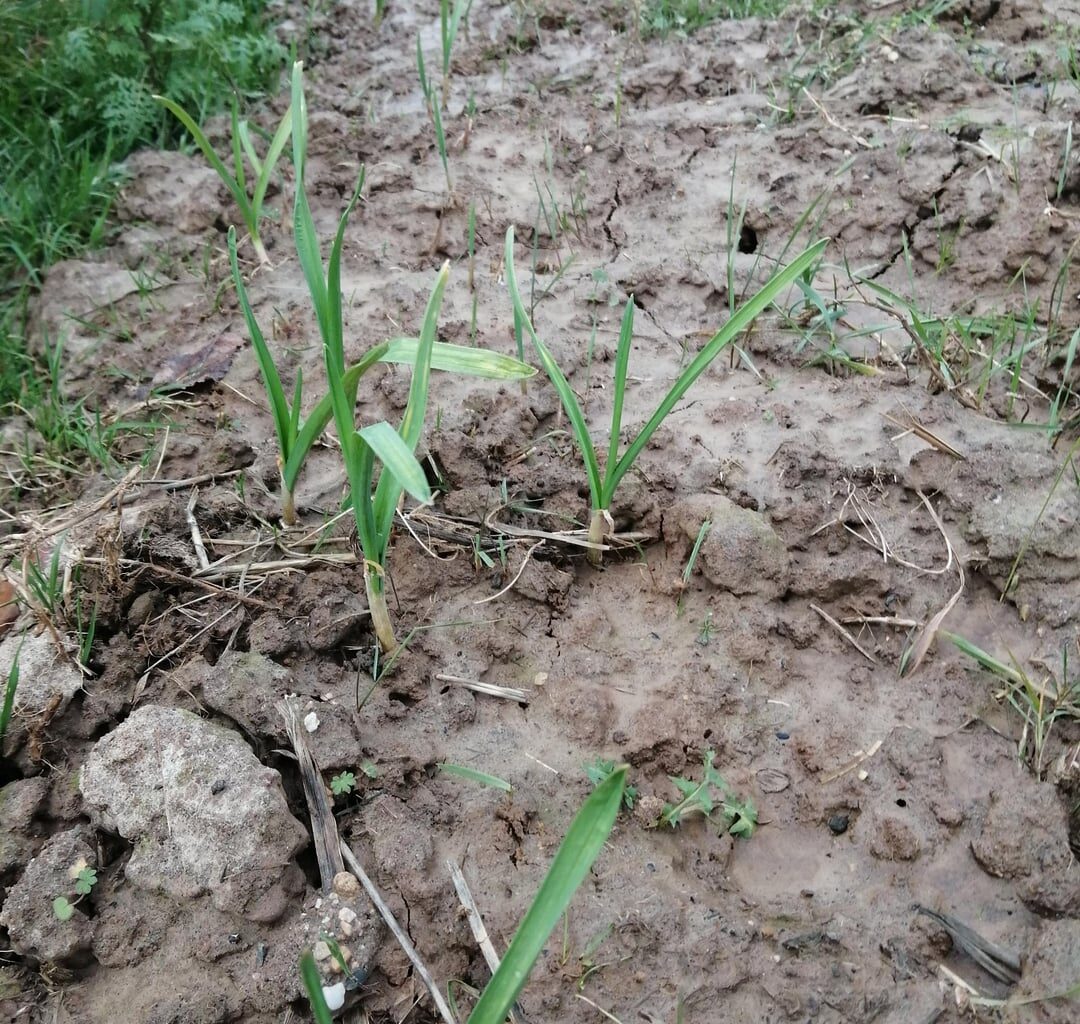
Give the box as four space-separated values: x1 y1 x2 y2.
2 1 1079 1022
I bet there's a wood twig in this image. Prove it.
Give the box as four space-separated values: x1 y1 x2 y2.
810 602 878 663
281 697 344 888
447 861 524 1024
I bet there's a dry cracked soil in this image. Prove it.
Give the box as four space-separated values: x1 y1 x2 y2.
2 1 1080 1023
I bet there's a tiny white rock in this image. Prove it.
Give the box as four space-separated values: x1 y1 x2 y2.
323 982 346 1011
304 711 320 732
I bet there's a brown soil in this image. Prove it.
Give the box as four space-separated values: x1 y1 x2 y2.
2 2 1080 1023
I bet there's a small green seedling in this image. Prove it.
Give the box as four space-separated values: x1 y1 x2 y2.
230 226 531 525
584 758 637 810
300 949 335 1024
291 63 459 654
229 70 531 526
1 647 20 746
438 762 513 793
330 771 356 795
439 0 475 110
416 37 453 199
656 750 756 838
466 766 626 1024
506 226 827 564
52 860 98 921
156 93 293 264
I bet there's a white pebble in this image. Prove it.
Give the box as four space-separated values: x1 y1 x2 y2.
323 982 346 1011
304 711 320 732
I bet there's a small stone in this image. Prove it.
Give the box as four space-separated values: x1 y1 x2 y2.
303 712 319 732
323 983 346 1011
332 872 360 898
827 814 849 835
776 730 790 741
313 940 331 961
338 907 357 936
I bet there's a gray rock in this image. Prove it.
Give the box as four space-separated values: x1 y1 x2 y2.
0 777 49 873
79 706 307 919
665 494 789 599
0 827 95 963
200 650 297 743
0 632 83 759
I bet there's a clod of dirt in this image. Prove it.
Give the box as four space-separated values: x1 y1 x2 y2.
0 777 49 874
197 650 297 743
0 632 83 763
868 813 921 862
115 150 226 235
970 777 1079 916
1017 918 1080 1023
79 705 307 919
0 827 95 964
664 494 789 599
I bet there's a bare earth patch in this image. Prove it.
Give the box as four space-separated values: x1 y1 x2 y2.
2 2 1079 1022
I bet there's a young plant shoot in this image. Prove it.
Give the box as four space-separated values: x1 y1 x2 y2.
466 765 627 1024
505 226 828 564
230 229 532 524
156 94 292 265
291 62 444 653
229 65 533 525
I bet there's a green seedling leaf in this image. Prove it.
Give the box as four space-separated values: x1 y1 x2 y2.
357 421 433 506
658 750 755 838
331 771 356 795
505 227 602 506
466 767 627 1024
74 867 97 896
438 763 513 792
584 758 637 810
52 897 74 922
229 226 293 462
1 646 20 745
370 263 451 560
156 94 291 263
384 337 536 379
360 760 379 779
300 950 335 1024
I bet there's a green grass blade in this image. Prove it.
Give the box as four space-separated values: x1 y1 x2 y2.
290 370 303 441
252 105 294 214
327 168 366 367
371 263 450 543
291 63 332 352
231 99 247 193
154 95 254 232
282 343 391 493
228 226 294 461
384 337 536 379
605 239 827 504
237 118 263 179
606 298 635 492
505 226 602 506
466 766 627 1024
358 421 433 505
299 951 335 1024
437 763 513 792
416 36 430 100
1 647 20 745
400 264 450 452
